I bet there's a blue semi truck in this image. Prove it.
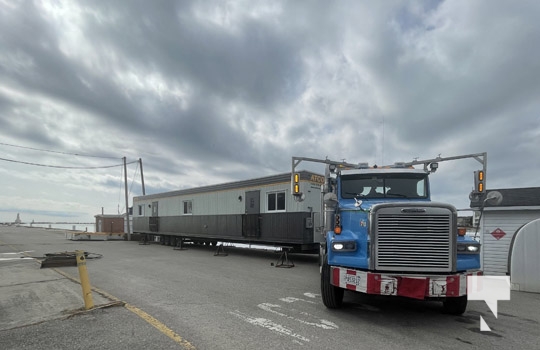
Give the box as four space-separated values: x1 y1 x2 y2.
291 153 489 315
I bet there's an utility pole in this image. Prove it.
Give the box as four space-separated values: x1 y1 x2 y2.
123 157 131 241
139 158 146 195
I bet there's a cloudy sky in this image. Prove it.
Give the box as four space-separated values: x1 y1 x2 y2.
1 0 539 224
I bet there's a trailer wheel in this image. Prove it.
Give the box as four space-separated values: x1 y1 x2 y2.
321 254 344 309
442 296 467 315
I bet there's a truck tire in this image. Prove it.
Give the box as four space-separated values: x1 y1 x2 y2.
442 295 467 315
321 254 344 308
318 244 324 273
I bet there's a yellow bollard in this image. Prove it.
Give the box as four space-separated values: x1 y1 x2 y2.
76 250 94 310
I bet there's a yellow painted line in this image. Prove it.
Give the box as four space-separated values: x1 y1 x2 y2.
0 240 20 251
124 303 196 350
52 268 196 349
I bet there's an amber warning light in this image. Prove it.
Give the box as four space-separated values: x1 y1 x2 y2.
293 173 300 194
474 170 485 193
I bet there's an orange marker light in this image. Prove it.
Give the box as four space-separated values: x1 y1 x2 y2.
474 170 485 193
293 173 301 194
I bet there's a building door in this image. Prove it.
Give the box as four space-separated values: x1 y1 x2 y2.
243 190 261 237
150 201 159 232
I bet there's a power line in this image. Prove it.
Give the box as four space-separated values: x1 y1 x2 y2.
0 142 120 159
0 156 137 169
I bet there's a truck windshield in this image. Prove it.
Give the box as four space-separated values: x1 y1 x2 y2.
341 173 428 199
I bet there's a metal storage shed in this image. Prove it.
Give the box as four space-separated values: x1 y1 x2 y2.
470 187 540 277
508 218 540 293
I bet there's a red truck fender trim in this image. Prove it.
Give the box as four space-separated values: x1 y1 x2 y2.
331 266 482 299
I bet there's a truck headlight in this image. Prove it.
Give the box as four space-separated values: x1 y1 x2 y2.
332 241 357 252
457 242 481 254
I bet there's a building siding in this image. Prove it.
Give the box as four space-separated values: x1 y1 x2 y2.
481 209 540 275
133 173 323 218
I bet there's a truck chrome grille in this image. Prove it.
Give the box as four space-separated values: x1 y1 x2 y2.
374 206 453 272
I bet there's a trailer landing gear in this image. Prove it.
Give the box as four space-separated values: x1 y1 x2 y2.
214 243 228 256
275 247 294 268
173 238 188 251
139 234 150 245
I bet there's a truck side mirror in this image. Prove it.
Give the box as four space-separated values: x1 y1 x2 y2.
485 191 503 206
323 193 338 208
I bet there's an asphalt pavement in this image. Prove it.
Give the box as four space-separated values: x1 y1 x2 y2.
1 225 539 350
0 227 191 350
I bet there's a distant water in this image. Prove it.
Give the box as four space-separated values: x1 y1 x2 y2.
28 223 96 232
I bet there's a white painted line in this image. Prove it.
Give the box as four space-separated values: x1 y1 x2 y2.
230 310 310 343
279 297 316 304
258 303 338 330
303 292 319 298
0 251 34 255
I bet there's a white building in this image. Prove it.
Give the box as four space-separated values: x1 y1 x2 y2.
471 187 540 276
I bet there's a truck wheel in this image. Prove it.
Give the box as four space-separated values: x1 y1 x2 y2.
318 244 324 273
442 296 467 315
321 254 344 308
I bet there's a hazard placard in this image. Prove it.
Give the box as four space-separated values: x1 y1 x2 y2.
491 228 506 240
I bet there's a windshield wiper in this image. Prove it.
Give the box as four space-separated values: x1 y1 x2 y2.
345 192 365 199
386 193 408 198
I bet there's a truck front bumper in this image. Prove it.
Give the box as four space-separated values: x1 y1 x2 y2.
330 266 482 299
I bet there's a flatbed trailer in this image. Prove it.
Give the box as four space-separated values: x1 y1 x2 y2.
132 171 325 252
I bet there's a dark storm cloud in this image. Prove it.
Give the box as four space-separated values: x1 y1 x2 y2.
0 93 11 113
341 1 540 159
81 1 304 108
158 104 254 162
1 0 539 219
0 0 307 173
0 2 145 134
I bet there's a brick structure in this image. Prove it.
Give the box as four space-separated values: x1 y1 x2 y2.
95 214 125 233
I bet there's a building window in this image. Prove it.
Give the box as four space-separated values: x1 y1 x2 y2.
183 200 192 214
138 205 144 216
267 192 286 212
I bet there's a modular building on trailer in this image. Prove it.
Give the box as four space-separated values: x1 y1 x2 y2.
132 171 325 252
